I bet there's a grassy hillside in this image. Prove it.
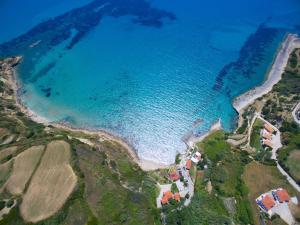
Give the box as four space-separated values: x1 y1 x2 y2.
163 131 254 225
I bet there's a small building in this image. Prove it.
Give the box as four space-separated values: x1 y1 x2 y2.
272 188 290 203
263 139 273 148
169 166 180 181
256 194 276 216
169 172 180 181
191 152 202 164
186 160 192 170
161 191 173 205
174 193 181 202
263 132 272 140
264 123 275 134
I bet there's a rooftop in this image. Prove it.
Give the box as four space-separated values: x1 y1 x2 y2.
264 123 274 133
274 189 290 203
261 195 276 211
186 160 192 170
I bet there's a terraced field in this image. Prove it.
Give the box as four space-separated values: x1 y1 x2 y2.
5 145 44 195
0 147 17 163
20 141 77 223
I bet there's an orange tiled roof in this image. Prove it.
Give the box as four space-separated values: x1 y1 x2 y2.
276 189 290 203
264 124 274 133
186 160 192 170
263 133 272 140
174 193 180 201
161 191 173 204
161 196 169 204
263 140 273 148
262 195 276 211
164 191 173 198
169 172 180 181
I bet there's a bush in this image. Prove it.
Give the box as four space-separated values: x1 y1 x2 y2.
0 201 5 210
5 199 14 208
175 153 181 164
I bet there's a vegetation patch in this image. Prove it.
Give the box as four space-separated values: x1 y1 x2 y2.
197 131 231 163
250 119 264 152
77 144 160 225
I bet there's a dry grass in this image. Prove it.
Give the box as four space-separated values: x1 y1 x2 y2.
243 161 297 225
20 140 77 223
0 160 12 190
0 146 17 162
0 128 8 138
5 145 44 195
286 150 300 182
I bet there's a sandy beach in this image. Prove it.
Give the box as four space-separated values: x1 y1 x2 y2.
1 58 169 171
233 34 300 113
5 58 222 170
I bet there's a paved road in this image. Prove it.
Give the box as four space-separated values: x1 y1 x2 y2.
179 155 195 206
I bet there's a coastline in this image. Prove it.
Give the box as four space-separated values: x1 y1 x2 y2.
3 33 298 171
185 118 222 149
5 60 168 171
233 34 300 114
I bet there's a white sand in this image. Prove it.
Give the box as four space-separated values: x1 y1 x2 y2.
233 34 300 113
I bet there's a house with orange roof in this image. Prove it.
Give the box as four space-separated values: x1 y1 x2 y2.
263 139 273 148
263 132 272 140
272 188 290 203
174 193 181 202
169 166 180 181
161 191 173 205
264 123 274 134
256 194 276 216
186 159 192 170
169 172 180 181
256 189 297 223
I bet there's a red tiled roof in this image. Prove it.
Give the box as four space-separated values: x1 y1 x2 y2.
264 124 274 133
276 189 290 203
161 191 173 204
174 193 180 202
263 140 273 148
263 133 272 140
169 172 180 181
161 196 168 204
186 160 192 170
262 195 276 211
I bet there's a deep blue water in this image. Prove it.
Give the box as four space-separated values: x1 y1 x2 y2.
0 0 300 164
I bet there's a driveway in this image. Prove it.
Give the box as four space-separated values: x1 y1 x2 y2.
292 102 300 125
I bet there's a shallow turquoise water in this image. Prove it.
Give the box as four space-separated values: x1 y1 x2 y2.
0 0 300 164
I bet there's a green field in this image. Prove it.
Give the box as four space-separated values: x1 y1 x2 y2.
250 119 264 152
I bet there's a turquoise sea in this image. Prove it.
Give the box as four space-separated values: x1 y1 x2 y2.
0 0 300 164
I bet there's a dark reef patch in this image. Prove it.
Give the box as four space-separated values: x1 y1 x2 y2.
40 87 52 97
30 62 56 83
213 24 280 93
0 0 176 83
